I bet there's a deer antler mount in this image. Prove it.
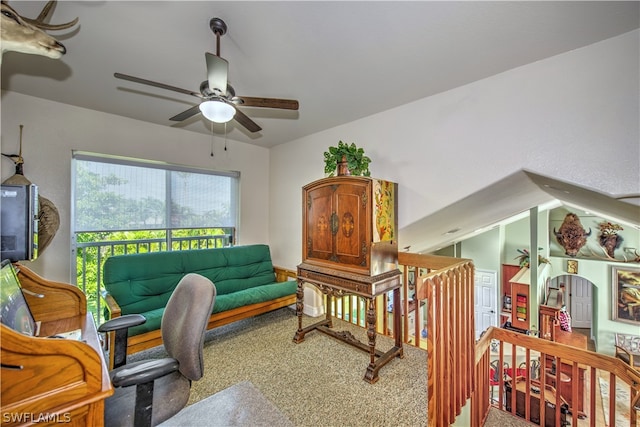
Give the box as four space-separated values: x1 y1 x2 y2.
0 1 78 64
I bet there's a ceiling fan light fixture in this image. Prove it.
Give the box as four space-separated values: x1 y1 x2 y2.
199 100 235 123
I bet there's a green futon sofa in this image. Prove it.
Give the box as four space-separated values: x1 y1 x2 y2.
101 244 296 364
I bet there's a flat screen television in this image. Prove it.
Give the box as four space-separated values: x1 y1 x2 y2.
0 259 37 336
1 184 39 262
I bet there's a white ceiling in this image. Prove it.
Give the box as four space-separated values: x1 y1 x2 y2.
400 170 640 254
2 1 639 148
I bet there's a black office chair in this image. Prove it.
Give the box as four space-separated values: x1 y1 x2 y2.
99 273 216 427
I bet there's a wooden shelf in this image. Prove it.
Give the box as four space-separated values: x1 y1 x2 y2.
511 280 530 330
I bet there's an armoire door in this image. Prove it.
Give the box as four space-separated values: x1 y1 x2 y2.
305 184 335 263
333 181 369 268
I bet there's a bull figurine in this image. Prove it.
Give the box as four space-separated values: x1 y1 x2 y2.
554 213 591 257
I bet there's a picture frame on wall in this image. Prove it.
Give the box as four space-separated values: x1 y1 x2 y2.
612 266 640 325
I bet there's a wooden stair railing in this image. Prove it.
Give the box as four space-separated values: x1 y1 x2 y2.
327 251 638 426
399 253 475 426
326 252 475 426
473 327 640 427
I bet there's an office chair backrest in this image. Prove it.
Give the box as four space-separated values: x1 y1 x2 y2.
161 273 216 381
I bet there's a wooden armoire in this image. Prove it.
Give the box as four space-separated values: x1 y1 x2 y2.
301 175 398 276
295 175 402 383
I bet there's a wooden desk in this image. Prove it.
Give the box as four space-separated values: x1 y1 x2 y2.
1 264 113 427
544 328 588 418
543 356 587 418
539 304 588 418
293 262 403 383
505 378 569 426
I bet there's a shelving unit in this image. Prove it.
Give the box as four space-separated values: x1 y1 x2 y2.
512 282 529 330
500 264 522 325
502 263 548 332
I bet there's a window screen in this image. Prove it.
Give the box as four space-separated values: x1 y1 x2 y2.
72 152 239 232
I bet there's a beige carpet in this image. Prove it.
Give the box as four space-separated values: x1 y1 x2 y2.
132 307 428 427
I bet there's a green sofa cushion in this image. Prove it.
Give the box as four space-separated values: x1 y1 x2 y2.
103 244 280 316
127 280 297 336
212 280 297 313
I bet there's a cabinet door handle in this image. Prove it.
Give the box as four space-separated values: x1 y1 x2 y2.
330 212 339 235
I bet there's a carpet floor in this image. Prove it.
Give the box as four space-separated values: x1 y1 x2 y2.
131 307 427 427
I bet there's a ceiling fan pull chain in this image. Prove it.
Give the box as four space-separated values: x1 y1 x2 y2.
224 122 228 151
210 121 214 157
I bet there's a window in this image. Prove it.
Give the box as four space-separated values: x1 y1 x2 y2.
72 152 239 232
71 152 239 321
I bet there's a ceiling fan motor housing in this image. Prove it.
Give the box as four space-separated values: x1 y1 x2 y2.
210 17 227 37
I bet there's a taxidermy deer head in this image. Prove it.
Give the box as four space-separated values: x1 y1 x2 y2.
0 1 78 65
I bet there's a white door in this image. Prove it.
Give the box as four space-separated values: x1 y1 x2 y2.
474 269 498 340
571 276 592 328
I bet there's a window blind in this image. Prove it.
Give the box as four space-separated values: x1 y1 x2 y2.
72 152 239 232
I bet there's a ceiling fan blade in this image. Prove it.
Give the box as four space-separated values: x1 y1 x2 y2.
233 96 299 110
169 104 201 122
115 73 203 99
233 109 262 133
205 53 228 95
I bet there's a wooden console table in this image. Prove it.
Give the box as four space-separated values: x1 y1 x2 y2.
293 262 403 383
1 264 113 427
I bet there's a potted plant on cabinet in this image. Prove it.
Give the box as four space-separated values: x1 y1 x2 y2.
323 141 371 177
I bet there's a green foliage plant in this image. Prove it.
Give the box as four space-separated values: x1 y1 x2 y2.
323 140 371 177
514 248 550 268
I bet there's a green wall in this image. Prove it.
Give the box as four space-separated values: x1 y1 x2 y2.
457 208 638 354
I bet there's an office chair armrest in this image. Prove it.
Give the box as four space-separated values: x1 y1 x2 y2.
98 314 146 333
111 358 179 388
98 314 146 369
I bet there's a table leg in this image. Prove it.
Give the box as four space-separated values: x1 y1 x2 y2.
393 288 403 350
293 281 334 344
364 297 379 383
367 297 376 365
293 280 305 343
363 292 404 383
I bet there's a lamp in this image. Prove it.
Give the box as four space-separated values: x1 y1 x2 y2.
199 99 236 123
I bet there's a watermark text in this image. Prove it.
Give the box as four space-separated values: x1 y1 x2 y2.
2 412 71 423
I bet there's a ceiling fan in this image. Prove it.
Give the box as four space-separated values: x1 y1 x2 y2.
114 17 299 133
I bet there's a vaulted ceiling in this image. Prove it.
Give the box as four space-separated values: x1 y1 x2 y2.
2 1 638 148
400 170 640 254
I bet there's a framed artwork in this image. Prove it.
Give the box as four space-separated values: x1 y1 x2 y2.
612 266 640 325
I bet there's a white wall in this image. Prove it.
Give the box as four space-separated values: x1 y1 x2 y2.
269 30 639 270
1 30 638 297
0 92 272 282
